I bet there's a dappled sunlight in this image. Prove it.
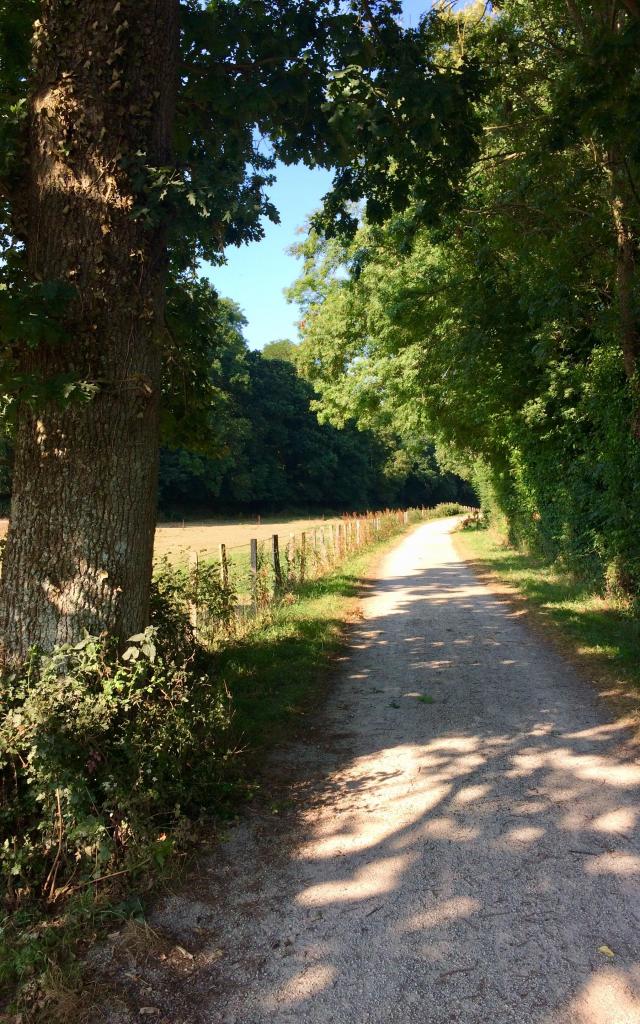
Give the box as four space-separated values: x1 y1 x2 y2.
507 748 640 789
555 969 640 1023
452 783 492 804
502 825 546 845
297 853 415 907
586 853 640 877
565 722 632 741
128 519 640 1024
593 808 637 834
422 815 480 842
399 897 482 934
410 658 453 669
274 523 640 1020
263 963 337 1011
552 750 640 789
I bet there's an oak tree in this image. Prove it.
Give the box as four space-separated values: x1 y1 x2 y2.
0 0 480 659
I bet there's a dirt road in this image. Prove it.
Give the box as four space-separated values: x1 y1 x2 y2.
108 517 640 1024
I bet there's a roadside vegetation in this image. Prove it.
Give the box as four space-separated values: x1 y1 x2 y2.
456 521 640 694
292 1 640 620
0 505 466 1019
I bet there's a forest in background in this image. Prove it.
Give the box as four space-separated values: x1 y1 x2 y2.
158 278 474 515
0 279 474 517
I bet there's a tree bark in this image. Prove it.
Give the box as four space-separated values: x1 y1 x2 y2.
0 0 180 662
611 187 639 380
607 152 640 436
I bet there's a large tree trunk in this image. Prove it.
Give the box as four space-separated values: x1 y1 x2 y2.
608 153 640 436
611 191 639 377
0 1 179 662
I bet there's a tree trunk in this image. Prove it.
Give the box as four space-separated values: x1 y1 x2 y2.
611 190 639 381
0 0 179 662
608 153 640 437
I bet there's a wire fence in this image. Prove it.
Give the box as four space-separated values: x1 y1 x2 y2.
153 504 474 646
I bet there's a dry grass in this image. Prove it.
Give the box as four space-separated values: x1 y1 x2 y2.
154 515 342 562
0 515 342 561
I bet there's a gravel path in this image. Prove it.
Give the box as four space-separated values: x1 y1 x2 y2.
107 517 640 1024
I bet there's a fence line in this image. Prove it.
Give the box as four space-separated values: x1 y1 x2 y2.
154 504 473 645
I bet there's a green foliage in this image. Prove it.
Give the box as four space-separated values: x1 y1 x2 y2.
0 269 472 513
291 0 640 604
0 0 482 399
173 0 481 251
0 624 232 911
458 526 640 689
152 555 237 644
157 275 473 513
260 339 299 364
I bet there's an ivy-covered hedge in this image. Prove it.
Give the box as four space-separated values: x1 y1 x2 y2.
474 348 640 604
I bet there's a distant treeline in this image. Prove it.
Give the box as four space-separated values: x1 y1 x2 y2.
0 294 474 519
158 280 474 515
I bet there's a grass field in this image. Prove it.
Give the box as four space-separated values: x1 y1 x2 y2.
154 514 342 562
0 515 343 560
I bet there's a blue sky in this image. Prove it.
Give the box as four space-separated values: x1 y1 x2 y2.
207 0 433 350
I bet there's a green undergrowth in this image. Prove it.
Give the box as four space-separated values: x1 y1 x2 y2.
219 548 376 764
1 509 468 1021
456 524 640 690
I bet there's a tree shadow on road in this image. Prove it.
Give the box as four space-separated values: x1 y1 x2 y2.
96 533 640 1024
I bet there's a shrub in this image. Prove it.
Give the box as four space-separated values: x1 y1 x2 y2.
1 621 231 910
151 555 237 645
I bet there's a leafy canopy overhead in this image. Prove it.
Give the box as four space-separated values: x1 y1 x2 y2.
290 0 640 597
0 1 482 265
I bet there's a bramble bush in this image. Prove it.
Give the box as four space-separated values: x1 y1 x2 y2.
0 580 233 912
152 554 238 644
1 505 468 914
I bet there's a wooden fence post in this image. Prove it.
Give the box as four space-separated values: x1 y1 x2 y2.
189 550 199 630
272 534 282 594
300 531 306 582
219 543 228 589
250 538 258 609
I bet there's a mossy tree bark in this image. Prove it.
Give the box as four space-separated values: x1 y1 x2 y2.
0 0 179 661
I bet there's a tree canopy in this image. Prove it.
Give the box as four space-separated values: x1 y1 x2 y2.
291 0 640 598
0 0 484 658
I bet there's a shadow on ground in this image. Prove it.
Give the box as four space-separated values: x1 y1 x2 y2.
97 521 640 1024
